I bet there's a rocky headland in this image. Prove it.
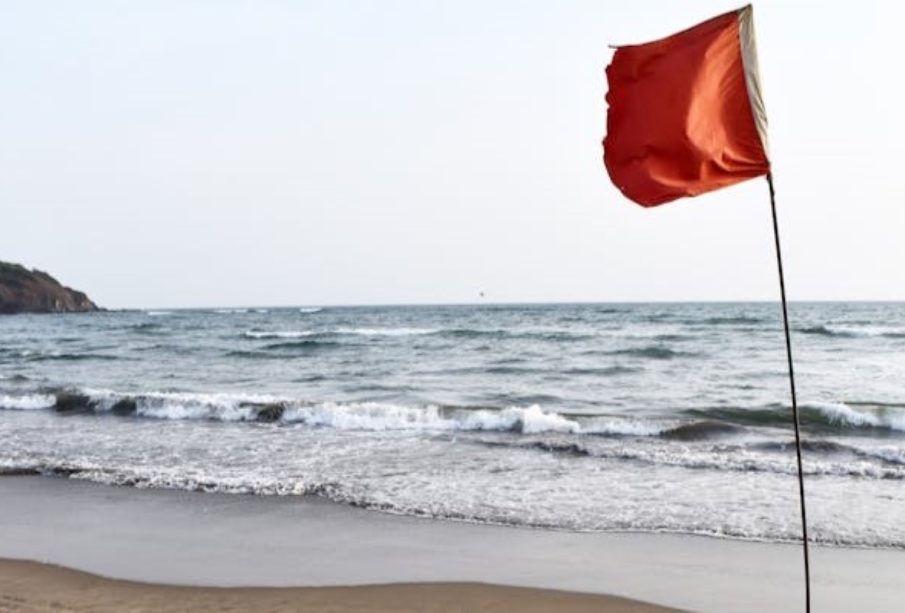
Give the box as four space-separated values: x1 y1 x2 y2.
0 261 100 314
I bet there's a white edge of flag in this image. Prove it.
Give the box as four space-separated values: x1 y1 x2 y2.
738 4 770 159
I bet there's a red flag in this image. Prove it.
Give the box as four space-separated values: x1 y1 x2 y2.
603 5 770 207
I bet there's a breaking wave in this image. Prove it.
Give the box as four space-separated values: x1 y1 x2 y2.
687 401 905 432
5 390 905 439
0 389 669 435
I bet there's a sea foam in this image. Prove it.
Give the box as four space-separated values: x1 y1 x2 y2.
0 394 56 411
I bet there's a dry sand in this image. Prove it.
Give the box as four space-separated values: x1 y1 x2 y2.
0 559 681 612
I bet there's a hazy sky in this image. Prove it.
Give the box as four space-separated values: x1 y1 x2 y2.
2 1 903 308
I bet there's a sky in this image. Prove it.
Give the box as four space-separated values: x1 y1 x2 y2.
2 1 903 308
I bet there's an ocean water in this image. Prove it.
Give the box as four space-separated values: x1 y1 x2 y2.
2 302 905 548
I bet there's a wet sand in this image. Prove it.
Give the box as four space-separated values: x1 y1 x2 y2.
0 476 903 612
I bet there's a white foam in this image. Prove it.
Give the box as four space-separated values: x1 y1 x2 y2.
818 324 905 338
0 394 56 410
284 403 632 435
583 419 665 437
459 406 580 434
145 310 173 316
283 402 455 431
286 404 585 434
859 445 905 465
805 401 905 431
807 401 879 427
299 307 323 314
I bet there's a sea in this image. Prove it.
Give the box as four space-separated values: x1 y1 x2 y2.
2 302 904 548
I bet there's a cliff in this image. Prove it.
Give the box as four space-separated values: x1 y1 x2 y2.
0 261 100 314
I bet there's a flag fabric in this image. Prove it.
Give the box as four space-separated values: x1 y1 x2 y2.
603 5 770 207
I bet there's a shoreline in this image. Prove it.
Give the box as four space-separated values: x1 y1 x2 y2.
2 476 905 612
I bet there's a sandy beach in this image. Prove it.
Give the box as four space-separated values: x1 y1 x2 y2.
0 560 679 612
0 476 903 612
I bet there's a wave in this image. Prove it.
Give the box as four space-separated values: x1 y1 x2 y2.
228 342 341 358
0 374 30 382
336 327 438 337
687 401 905 433
747 439 855 455
126 322 164 331
562 366 642 376
298 307 323 314
440 364 632 377
798 324 905 339
583 419 665 436
0 389 666 435
747 439 905 466
846 400 905 409
442 365 548 376
477 439 905 481
475 439 594 457
262 340 341 351
858 445 905 465
243 328 437 339
9 388 905 441
799 325 859 338
659 420 744 440
243 326 599 343
699 316 765 325
225 350 286 360
0 462 338 497
605 346 692 360
5 455 905 549
244 330 316 339
651 333 694 342
443 328 592 342
23 352 121 362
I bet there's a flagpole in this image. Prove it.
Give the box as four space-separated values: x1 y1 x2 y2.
766 172 811 613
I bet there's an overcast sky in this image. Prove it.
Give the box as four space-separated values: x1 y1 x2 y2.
2 1 902 308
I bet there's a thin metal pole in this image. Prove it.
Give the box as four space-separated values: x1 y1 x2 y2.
767 172 811 613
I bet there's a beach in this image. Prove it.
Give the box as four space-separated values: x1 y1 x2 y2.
4 0 905 607
0 561 674 613
3 303 905 611
1 476 904 612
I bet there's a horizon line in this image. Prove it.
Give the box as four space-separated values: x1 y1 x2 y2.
94 298 905 312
